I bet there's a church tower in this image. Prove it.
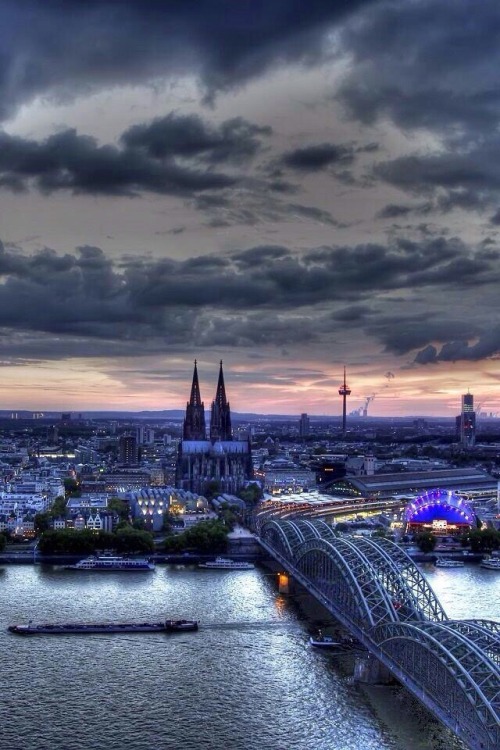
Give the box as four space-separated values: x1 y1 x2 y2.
210 360 232 441
182 360 206 440
176 360 252 493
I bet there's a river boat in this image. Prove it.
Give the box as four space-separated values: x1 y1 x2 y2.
310 633 362 650
309 634 344 648
8 618 199 635
435 558 464 568
65 555 155 571
198 557 254 570
164 619 199 632
480 557 500 570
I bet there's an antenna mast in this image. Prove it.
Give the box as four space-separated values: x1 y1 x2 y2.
338 367 351 436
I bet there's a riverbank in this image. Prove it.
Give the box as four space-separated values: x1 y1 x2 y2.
0 549 263 566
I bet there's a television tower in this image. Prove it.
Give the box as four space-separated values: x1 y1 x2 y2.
338 366 351 436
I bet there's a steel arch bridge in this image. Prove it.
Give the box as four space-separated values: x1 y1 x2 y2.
257 517 500 750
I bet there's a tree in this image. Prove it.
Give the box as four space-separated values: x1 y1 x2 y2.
52 528 151 555
415 532 437 553
34 512 52 533
163 534 183 553
114 527 154 554
238 483 263 506
63 478 80 497
38 529 96 555
38 529 115 555
164 519 229 553
50 495 67 518
466 528 500 553
108 497 130 521
217 503 237 530
162 511 176 534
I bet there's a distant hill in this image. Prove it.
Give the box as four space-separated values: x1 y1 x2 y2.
0 409 457 423
0 409 301 421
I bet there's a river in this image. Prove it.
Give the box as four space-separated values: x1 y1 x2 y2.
0 562 498 750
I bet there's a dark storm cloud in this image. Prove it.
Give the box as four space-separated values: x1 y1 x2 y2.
0 125 241 197
338 0 500 141
414 329 500 365
304 238 498 293
122 114 271 163
0 235 497 362
365 309 500 366
231 245 290 269
414 345 439 366
279 143 355 172
435 190 489 213
0 113 287 201
377 204 413 219
266 179 298 195
194 312 317 348
0 0 378 119
0 331 173 361
336 1 500 219
372 136 500 215
374 143 500 200
369 315 480 357
331 305 373 323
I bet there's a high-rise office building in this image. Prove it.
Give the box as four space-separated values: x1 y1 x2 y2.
456 392 476 448
299 413 310 437
119 433 139 465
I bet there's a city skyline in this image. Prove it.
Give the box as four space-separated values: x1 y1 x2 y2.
0 362 487 421
1 2 499 417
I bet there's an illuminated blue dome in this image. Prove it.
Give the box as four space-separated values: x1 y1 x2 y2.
404 489 475 529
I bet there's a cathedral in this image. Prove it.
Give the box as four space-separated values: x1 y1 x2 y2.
175 361 253 495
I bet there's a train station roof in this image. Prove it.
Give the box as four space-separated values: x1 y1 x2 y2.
329 467 496 498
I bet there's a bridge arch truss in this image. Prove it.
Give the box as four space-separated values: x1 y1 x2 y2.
258 517 500 750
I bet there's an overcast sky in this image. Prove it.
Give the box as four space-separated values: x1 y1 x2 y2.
0 0 499 417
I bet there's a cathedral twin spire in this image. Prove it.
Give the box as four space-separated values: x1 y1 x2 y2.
210 360 232 441
183 360 206 440
182 360 232 441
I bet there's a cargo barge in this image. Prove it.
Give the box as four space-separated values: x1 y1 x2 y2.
8 618 199 635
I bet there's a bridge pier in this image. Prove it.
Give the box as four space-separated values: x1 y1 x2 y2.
278 572 292 594
354 654 393 685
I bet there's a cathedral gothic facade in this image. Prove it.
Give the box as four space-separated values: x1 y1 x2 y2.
175 361 253 495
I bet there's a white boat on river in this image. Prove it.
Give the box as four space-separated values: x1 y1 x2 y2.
65 555 155 571
198 557 254 570
435 558 464 568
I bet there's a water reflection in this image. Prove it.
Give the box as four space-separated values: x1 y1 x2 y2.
0 563 493 750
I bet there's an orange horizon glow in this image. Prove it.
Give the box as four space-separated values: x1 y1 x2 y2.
0 353 497 417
